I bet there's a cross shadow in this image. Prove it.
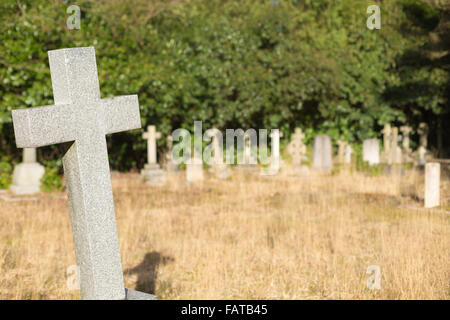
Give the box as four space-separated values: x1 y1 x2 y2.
124 251 174 294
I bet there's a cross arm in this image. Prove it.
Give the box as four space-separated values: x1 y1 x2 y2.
12 104 77 148
102 95 141 135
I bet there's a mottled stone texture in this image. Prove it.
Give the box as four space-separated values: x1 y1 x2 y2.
313 135 332 172
12 47 141 300
363 139 380 165
425 163 440 208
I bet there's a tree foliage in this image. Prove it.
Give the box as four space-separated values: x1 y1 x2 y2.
0 0 448 172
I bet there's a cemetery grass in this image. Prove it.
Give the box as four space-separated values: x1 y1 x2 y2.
0 169 449 300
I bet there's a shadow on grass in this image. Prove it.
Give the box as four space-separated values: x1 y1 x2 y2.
124 251 174 295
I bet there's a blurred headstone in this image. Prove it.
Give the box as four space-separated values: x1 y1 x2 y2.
10 148 45 195
425 163 440 208
141 125 165 185
313 134 332 172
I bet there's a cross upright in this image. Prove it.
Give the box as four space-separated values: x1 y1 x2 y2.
143 125 161 165
12 47 142 300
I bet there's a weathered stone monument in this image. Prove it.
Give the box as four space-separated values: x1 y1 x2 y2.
400 125 413 163
10 148 45 195
286 128 308 172
313 134 332 172
389 127 403 164
362 139 380 165
417 123 429 165
424 163 440 208
141 125 165 185
381 124 391 163
12 47 154 300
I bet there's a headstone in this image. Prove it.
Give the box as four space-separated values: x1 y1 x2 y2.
425 163 440 208
11 47 154 300
389 127 402 164
381 124 391 162
362 139 380 165
400 125 413 163
287 128 307 167
10 148 45 195
313 135 332 172
141 125 165 185
417 123 429 165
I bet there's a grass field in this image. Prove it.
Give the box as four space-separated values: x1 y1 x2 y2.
0 166 449 299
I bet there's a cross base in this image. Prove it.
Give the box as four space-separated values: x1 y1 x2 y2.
125 288 157 300
141 163 165 186
10 162 45 195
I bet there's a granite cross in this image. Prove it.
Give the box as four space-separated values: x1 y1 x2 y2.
143 125 161 165
11 47 146 300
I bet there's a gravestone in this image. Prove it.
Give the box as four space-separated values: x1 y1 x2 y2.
417 123 429 165
12 47 154 300
425 163 440 208
389 127 402 164
141 125 165 185
287 128 307 166
362 139 380 165
400 125 413 163
381 124 391 163
10 148 45 195
313 135 332 172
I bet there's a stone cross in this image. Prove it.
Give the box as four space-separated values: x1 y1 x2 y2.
418 123 429 149
400 125 413 162
417 123 429 165
287 128 306 166
143 125 161 165
11 47 145 300
313 134 332 172
363 139 380 165
425 163 440 208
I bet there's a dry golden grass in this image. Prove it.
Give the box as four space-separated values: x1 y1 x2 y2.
0 167 449 299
